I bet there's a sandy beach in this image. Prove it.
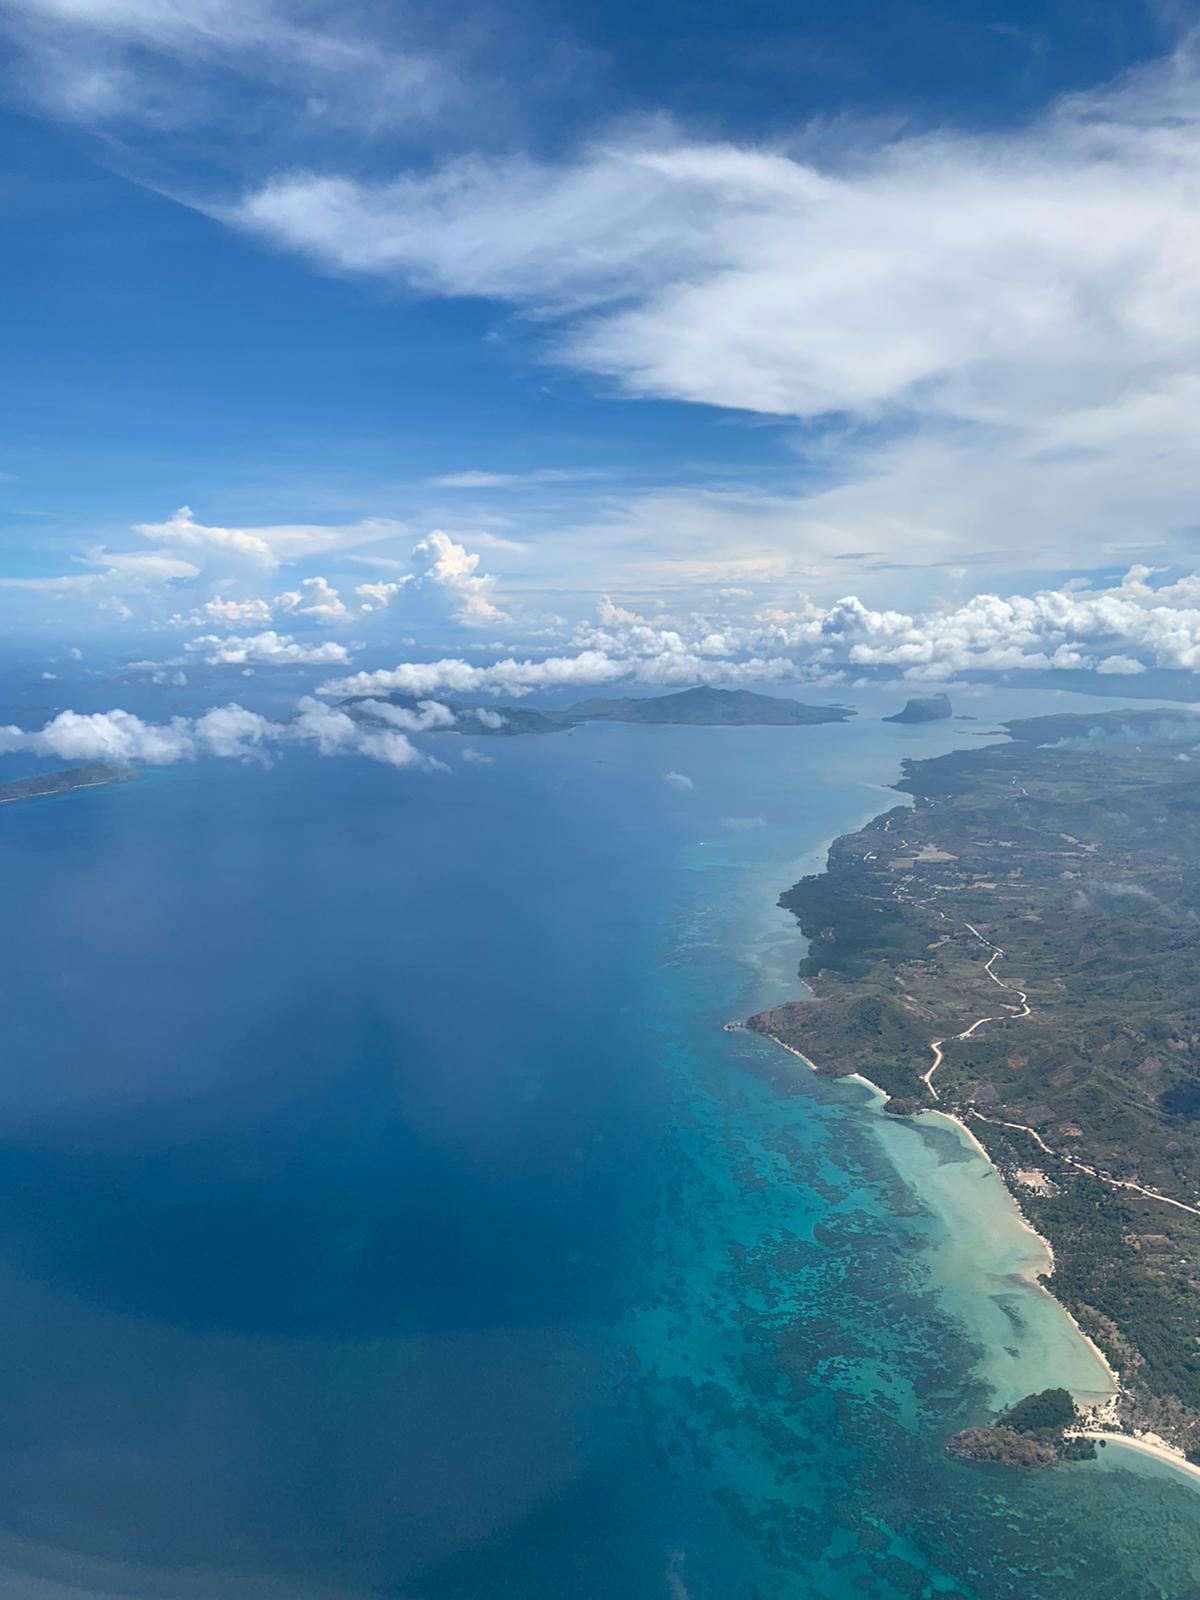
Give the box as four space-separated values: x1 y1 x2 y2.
758 1030 1118 1412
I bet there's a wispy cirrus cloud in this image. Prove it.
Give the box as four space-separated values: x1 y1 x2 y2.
136 506 405 571
219 47 1200 571
0 0 449 130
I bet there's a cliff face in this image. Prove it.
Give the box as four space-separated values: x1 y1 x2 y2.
883 693 952 724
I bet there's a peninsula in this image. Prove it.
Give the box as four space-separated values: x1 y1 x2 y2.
0 763 134 806
884 693 953 724
748 708 1200 1459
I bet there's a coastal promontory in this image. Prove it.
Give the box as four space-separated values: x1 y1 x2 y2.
748 707 1200 1459
883 693 952 724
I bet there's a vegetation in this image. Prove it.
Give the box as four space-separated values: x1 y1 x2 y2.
999 1388 1077 1432
947 1390 1093 1469
0 763 133 805
749 708 1200 1452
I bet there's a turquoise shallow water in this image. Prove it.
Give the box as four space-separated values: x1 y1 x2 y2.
0 683 1197 1597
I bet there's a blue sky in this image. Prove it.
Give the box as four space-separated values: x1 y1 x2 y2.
3 0 1200 740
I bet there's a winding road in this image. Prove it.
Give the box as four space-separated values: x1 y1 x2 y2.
920 922 1200 1220
920 924 1030 1101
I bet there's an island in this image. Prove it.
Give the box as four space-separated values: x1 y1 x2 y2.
350 685 855 737
747 708 1200 1459
883 693 952 724
0 763 134 806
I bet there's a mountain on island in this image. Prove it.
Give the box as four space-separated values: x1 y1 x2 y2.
884 693 952 724
564 687 852 726
351 685 855 737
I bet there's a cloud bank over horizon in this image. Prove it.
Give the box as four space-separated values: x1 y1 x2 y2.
6 2 1200 715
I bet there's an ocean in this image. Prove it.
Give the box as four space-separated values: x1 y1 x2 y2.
0 682 1198 1599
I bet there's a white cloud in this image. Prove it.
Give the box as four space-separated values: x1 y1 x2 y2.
225 51 1200 569
291 697 442 769
199 595 274 624
186 630 350 666
274 574 351 624
721 816 766 831
317 564 1200 695
137 505 404 572
460 746 493 764
355 577 413 612
350 531 509 624
411 530 506 625
0 696 446 772
0 707 196 764
664 770 693 790
192 703 279 759
321 649 631 700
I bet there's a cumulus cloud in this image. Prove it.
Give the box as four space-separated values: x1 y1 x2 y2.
321 649 631 699
197 595 273 624
312 562 1200 697
0 707 197 764
0 697 444 772
355 698 457 732
410 530 506 625
274 575 351 624
0 546 199 598
355 577 413 612
186 630 350 666
664 770 694 790
291 697 442 769
460 746 493 764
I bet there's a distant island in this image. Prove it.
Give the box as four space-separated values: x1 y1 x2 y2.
747 706 1200 1459
0 763 134 806
883 693 952 724
351 685 855 737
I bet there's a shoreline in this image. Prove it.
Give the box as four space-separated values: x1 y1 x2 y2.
922 1107 1122 1396
735 711 1200 1495
757 1028 1122 1405
1087 1431 1200 1487
755 1027 1200 1493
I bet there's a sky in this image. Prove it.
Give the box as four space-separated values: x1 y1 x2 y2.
4 0 1200 759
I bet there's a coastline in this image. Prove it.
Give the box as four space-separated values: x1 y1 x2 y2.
754 1040 1200 1492
759 1028 1121 1407
733 705 1200 1499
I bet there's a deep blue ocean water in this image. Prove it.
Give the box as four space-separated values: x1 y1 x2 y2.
1 686 1199 1598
